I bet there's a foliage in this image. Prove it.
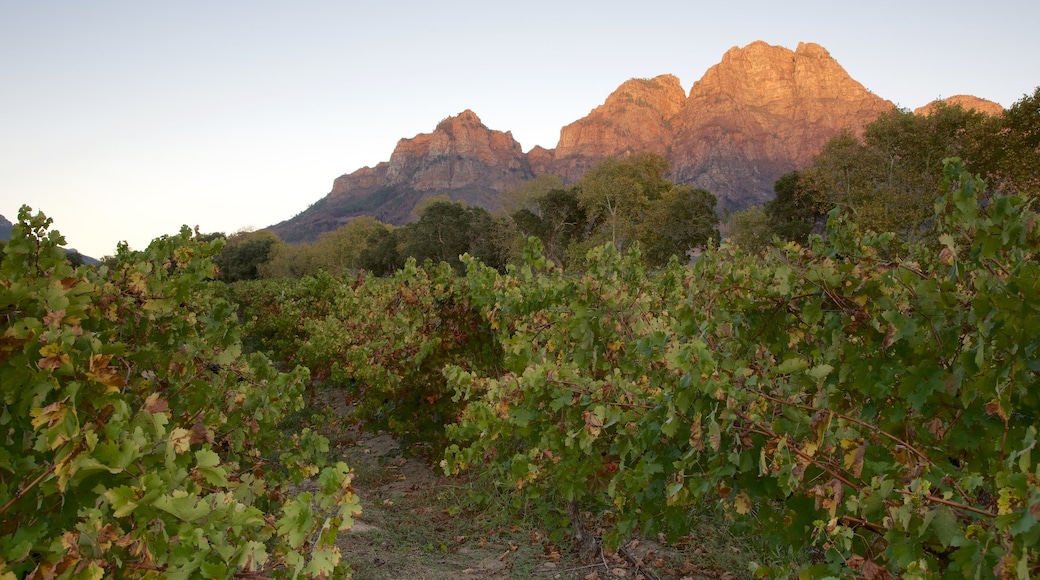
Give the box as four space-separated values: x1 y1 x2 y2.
261 216 393 279
512 188 589 268
398 201 512 274
574 153 673 252
444 160 1040 578
230 262 501 452
357 227 403 277
0 207 359 579
791 99 1027 240
572 153 720 267
981 86 1040 196
212 229 279 282
725 205 773 253
764 170 821 244
498 174 566 217
641 186 719 267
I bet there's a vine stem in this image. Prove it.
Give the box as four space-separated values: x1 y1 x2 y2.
912 492 997 518
754 391 931 462
737 407 998 519
0 463 56 517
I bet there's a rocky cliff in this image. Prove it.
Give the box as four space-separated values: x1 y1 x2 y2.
665 41 894 209
270 41 997 243
537 75 688 179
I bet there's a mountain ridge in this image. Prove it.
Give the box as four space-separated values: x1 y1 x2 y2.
269 41 1002 244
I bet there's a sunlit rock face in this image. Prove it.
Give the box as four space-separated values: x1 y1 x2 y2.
666 41 894 210
914 95 1003 117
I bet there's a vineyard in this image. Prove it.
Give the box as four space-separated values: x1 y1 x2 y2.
3 160 1039 578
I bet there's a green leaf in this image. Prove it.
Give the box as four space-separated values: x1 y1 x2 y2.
775 357 809 375
155 492 210 523
195 448 220 469
806 364 834 381
199 561 229 579
929 506 961 548
104 485 139 518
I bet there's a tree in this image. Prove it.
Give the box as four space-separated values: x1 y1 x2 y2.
799 104 994 239
213 229 279 282
983 86 1040 195
725 205 772 253
641 186 719 267
313 216 390 274
764 170 821 244
466 209 514 272
575 153 672 252
400 201 473 269
358 227 402 276
499 174 565 216
512 188 588 267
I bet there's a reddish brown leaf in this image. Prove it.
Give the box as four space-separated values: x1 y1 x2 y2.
43 309 66 327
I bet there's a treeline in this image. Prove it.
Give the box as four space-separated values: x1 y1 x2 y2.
730 87 1040 250
211 152 722 281
212 88 1039 283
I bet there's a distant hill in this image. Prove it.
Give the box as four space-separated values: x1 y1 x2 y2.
0 214 12 241
267 41 1003 244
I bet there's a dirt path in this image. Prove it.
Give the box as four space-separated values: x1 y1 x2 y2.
311 391 740 579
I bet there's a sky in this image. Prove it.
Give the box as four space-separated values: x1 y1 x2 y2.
2 0 1038 259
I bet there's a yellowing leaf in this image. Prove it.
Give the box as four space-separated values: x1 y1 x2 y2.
734 491 752 515
30 402 66 431
841 439 866 478
170 428 192 454
38 343 70 371
86 354 125 391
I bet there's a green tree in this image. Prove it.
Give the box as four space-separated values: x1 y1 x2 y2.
400 201 473 269
801 104 997 238
262 217 393 278
213 229 279 282
641 186 719 267
983 86 1040 195
358 227 402 276
575 153 672 252
725 205 772 252
764 170 821 244
512 188 588 268
466 209 514 272
499 174 565 216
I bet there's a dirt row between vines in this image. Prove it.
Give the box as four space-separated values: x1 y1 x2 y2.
310 389 750 580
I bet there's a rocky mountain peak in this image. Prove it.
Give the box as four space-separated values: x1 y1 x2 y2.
549 74 688 179
667 41 894 208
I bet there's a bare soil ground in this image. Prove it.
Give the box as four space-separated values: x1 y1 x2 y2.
307 389 751 580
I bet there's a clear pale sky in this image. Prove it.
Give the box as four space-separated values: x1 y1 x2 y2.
2 0 1037 259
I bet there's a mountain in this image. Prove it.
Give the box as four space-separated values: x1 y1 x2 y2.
0 214 12 241
269 41 993 243
667 41 893 209
273 110 535 243
914 95 1004 117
